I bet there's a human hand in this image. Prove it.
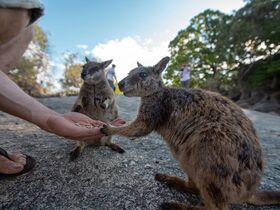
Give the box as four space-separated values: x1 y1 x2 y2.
46 112 105 143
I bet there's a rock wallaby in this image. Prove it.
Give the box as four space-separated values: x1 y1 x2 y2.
70 57 124 160
101 57 280 210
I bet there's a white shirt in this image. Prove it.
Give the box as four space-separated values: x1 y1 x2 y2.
107 67 116 81
180 66 190 81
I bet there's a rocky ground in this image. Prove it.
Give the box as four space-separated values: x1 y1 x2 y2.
0 96 279 210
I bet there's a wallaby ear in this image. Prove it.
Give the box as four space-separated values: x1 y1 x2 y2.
85 56 90 63
101 59 113 69
137 62 143 67
153 56 170 74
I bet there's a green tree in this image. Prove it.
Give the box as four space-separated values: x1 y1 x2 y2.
61 53 82 93
165 0 280 96
226 0 280 97
228 0 280 60
164 10 234 91
9 25 52 96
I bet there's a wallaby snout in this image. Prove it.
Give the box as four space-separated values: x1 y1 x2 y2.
118 80 125 91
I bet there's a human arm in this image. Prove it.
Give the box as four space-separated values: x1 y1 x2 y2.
0 71 105 142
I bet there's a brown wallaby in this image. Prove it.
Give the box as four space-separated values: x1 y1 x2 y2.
101 57 280 210
70 57 124 160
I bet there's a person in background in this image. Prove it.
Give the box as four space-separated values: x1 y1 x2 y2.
180 64 191 88
0 0 125 178
106 64 117 91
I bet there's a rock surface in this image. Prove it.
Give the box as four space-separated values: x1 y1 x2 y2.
0 96 279 210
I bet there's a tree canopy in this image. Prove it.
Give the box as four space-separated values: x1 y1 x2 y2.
60 53 83 93
164 10 233 91
9 25 52 96
164 0 280 95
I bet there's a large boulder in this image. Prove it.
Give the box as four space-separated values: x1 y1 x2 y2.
252 101 280 115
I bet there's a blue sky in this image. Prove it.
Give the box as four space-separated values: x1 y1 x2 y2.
38 0 245 88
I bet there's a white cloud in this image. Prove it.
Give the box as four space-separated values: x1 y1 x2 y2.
84 50 91 55
77 44 88 50
208 0 245 13
91 37 170 80
45 60 64 92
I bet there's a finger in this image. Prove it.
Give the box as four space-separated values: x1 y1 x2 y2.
90 120 106 126
91 122 105 127
67 112 106 127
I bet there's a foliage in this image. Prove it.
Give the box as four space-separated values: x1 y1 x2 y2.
228 0 280 60
9 25 52 96
247 53 280 88
164 10 234 91
33 25 49 52
164 0 280 93
60 53 82 91
114 80 123 95
228 0 280 89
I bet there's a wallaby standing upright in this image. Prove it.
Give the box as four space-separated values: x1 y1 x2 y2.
101 57 280 210
70 57 124 160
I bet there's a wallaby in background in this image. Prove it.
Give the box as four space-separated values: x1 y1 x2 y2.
101 57 280 210
70 57 124 160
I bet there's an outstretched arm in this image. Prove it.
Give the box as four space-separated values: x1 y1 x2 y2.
0 71 105 143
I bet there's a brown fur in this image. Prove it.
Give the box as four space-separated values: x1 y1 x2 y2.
101 57 280 209
70 58 124 160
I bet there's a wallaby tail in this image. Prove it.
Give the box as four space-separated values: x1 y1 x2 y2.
69 143 85 161
247 191 280 206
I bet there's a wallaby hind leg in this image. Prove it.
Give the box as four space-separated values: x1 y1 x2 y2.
199 187 229 210
160 200 227 210
155 173 200 195
105 141 125 153
247 191 280 205
160 202 205 210
70 142 85 161
103 136 125 154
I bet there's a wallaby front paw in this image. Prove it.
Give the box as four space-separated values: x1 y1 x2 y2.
99 98 110 109
160 202 177 210
115 147 125 154
155 173 168 183
159 202 188 210
100 103 106 109
69 149 79 161
101 124 114 136
110 144 125 154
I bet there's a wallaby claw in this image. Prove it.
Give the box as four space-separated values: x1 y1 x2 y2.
101 124 111 136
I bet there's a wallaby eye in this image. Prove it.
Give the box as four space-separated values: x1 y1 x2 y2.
91 67 100 72
139 72 148 78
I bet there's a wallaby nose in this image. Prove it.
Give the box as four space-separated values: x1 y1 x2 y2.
81 72 86 79
118 80 125 90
